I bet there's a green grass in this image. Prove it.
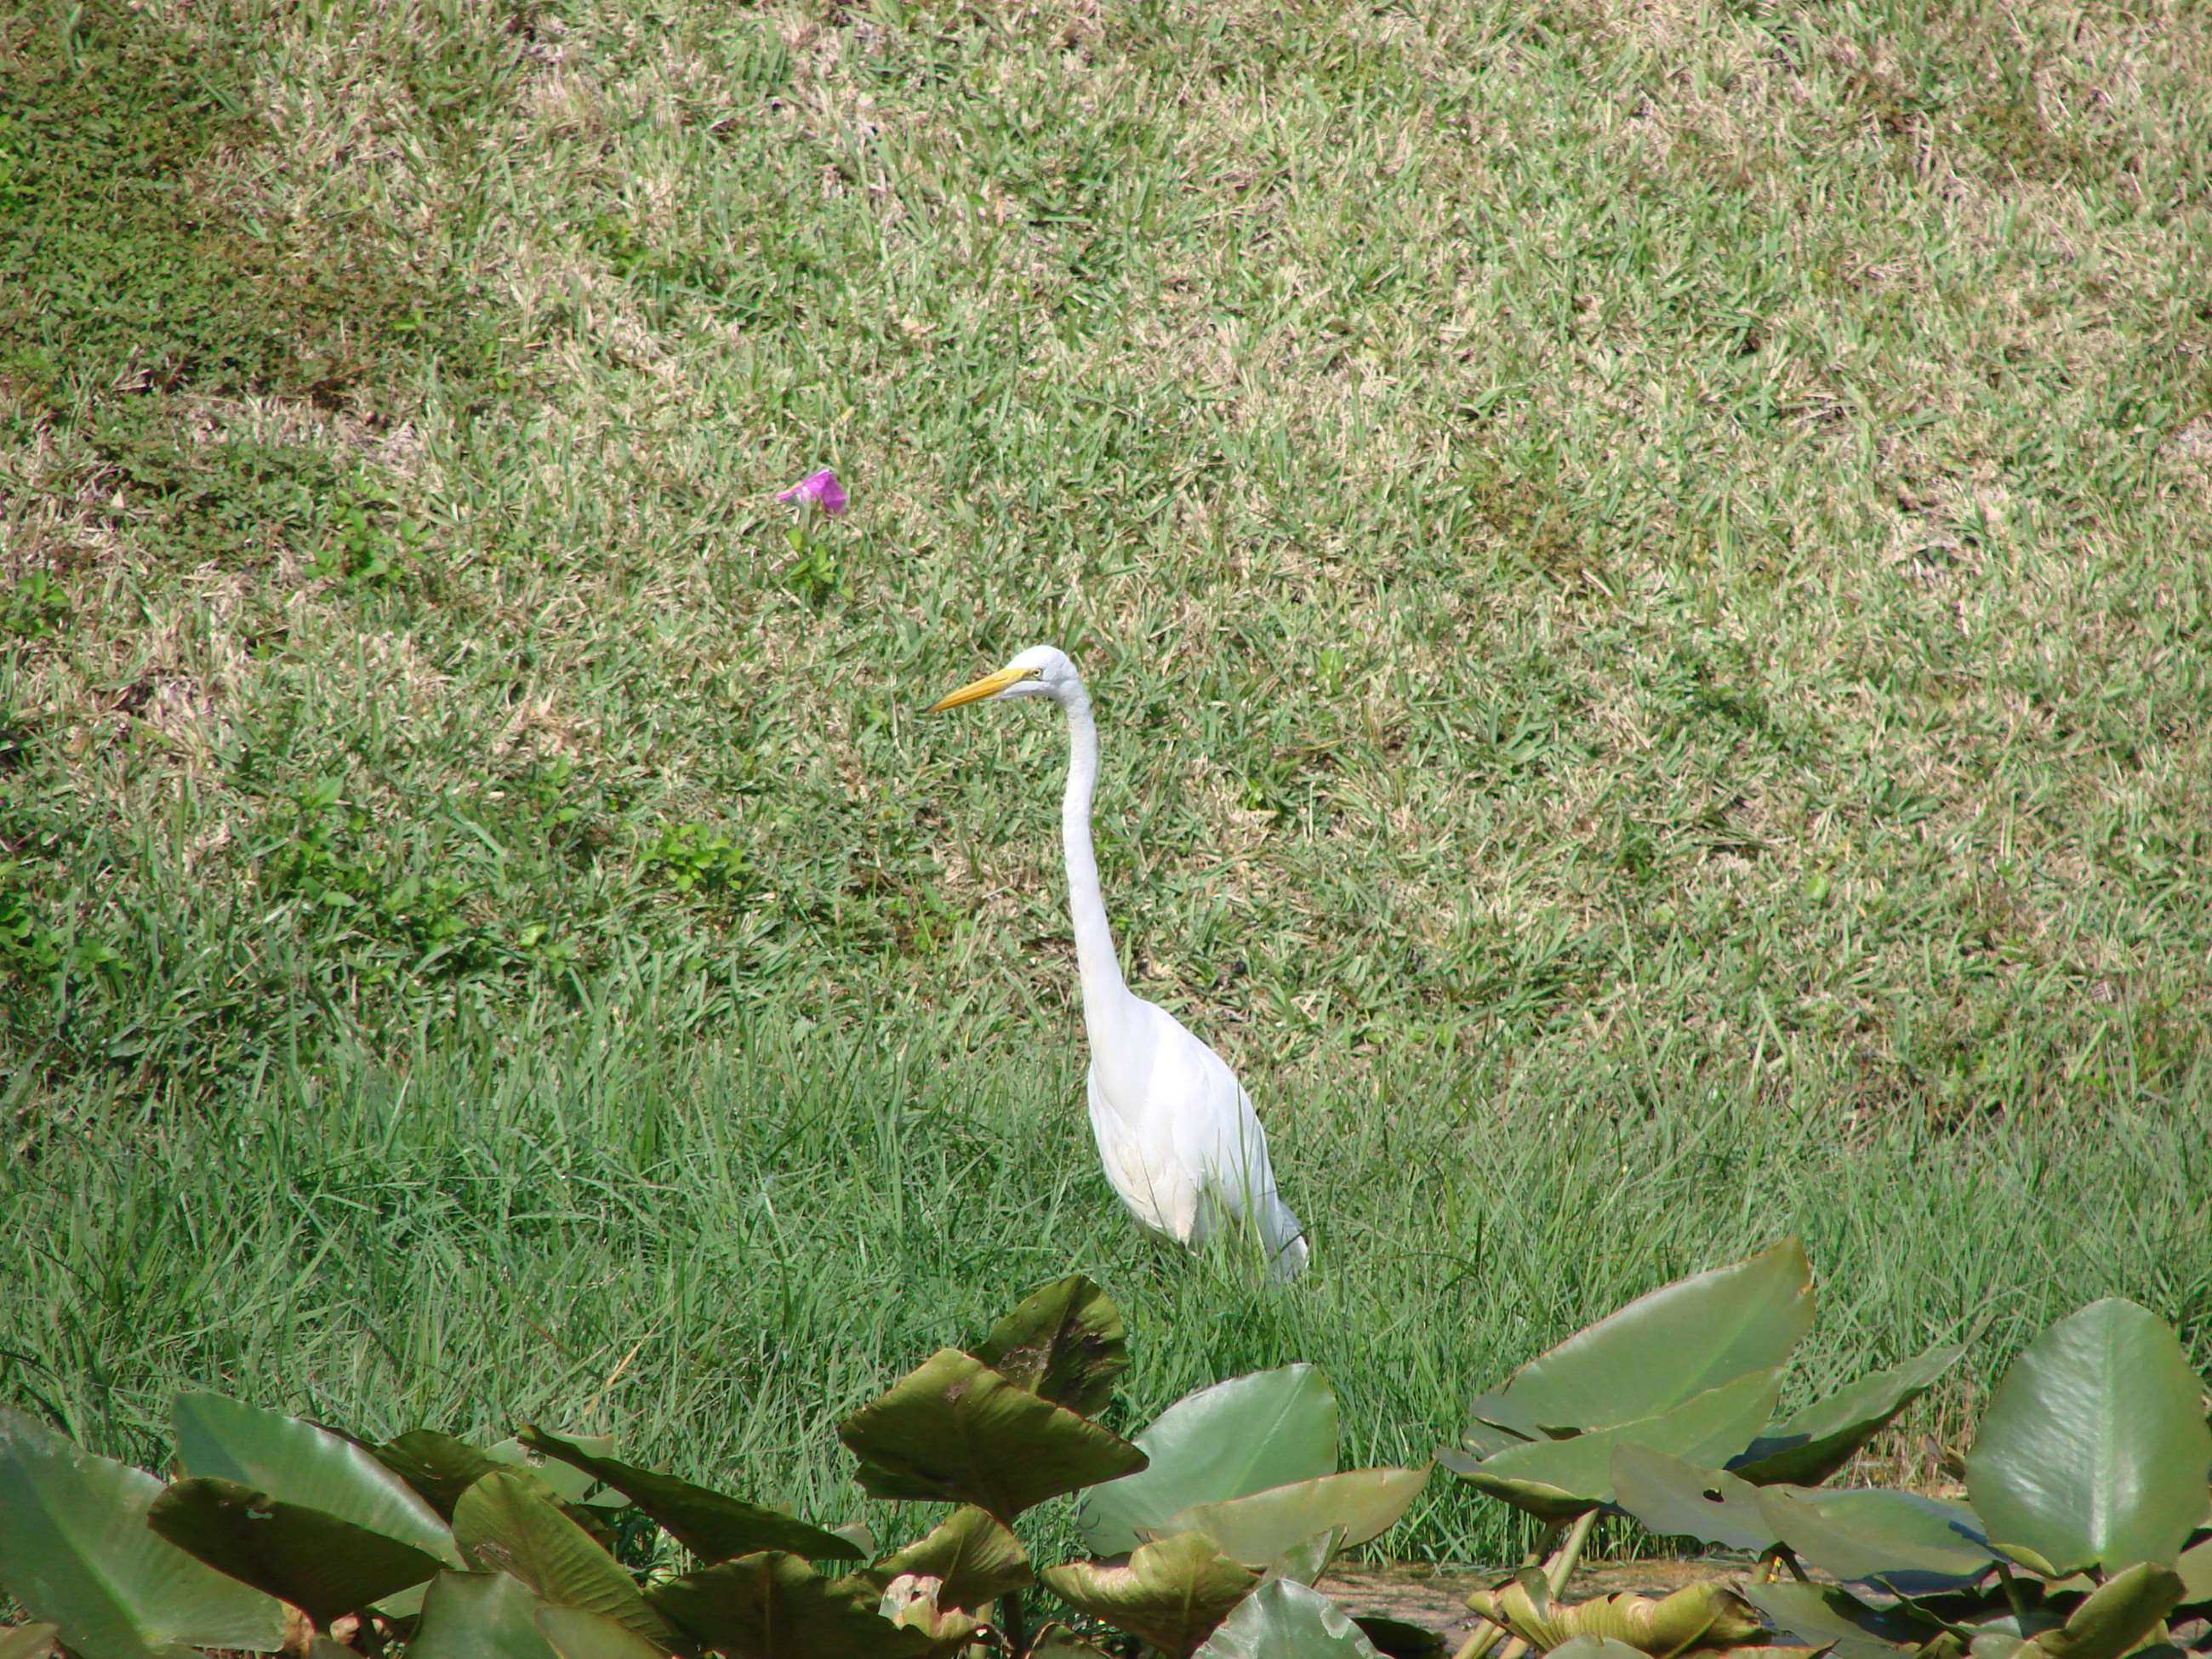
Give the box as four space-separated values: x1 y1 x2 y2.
3 0 2211 1573
8 1016 2209 1570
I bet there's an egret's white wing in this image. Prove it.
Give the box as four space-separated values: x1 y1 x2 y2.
1086 1063 1200 1243
1086 998 1308 1278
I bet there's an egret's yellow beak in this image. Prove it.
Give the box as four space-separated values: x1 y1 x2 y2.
926 665 1037 712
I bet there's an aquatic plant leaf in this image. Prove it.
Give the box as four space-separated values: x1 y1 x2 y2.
1732 1343 1966 1486
1469 1240 1813 1434
408 1571 561 1659
1076 1365 1337 1556
1191 1576 1386 1656
373 1433 525 1519
1354 1613 1447 1657
452 1472 685 1654
536 1605 676 1659
1965 1300 2212 1576
1610 1445 1777 1553
838 1348 1145 1521
518 1426 859 1564
146 1477 445 1626
1447 1370 1780 1522
1041 1531 1261 1659
1466 1573 1763 1655
1151 1467 1430 1568
0 1409 286 1659
969 1274 1128 1417
1267 1526 1348 1587
865 1505 1031 1610
2021 1562 2186 1659
171 1393 459 1568
1743 1581 1931 1659
1756 1486 1995 1592
647 1550 927 1658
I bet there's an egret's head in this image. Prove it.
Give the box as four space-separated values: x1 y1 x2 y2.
926 645 1080 712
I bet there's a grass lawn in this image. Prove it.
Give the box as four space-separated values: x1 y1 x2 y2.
4 0 2210 1571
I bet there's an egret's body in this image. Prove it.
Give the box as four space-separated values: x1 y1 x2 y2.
930 647 1308 1280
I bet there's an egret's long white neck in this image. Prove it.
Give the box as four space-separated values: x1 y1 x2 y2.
1058 681 1127 1030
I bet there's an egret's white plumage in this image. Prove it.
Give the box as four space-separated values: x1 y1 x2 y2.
929 646 1308 1280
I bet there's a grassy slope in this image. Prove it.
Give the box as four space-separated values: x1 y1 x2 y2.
3 0 2209 1566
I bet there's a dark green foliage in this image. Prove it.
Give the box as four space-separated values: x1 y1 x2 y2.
1517 1263 2212 1659
2 1262 2207 1658
0 0 523 1100
146 1477 450 1626
0 1 497 570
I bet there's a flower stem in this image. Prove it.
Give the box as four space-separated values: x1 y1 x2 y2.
1451 1621 1512 1659
1545 1510 1600 1598
1451 1511 1600 1659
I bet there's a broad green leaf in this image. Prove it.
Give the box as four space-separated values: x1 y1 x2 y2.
1075 1365 1339 1556
0 1409 287 1659
171 1394 460 1568
1610 1445 1776 1553
1191 1577 1385 1656
409 1571 560 1659
837 1348 1147 1521
1965 1300 2212 1576
1990 1542 2067 1578
488 1436 629 1508
1354 1614 1447 1657
1757 1486 1994 1590
145 1477 446 1625
0 1628 60 1659
2023 1562 2186 1659
647 1551 928 1658
1447 1369 1780 1522
875 1575 988 1655
1474 1240 1813 1434
1742 1581 1930 1659
969 1274 1128 1417
1961 1617 2057 1659
2177 1537 2211 1604
536 1605 676 1659
1268 1527 1348 1587
1466 1574 1764 1655
1732 1343 1966 1486
1457 1419 1534 1461
865 1505 1031 1610
517 1426 859 1564
1041 1531 1262 1659
375 1432 523 1518
1152 1467 1431 1568
1463 1394 1548 1440
452 1472 685 1654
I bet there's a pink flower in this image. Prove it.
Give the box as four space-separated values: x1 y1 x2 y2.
777 467 848 515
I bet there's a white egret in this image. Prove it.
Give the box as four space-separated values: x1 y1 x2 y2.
927 646 1309 1280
